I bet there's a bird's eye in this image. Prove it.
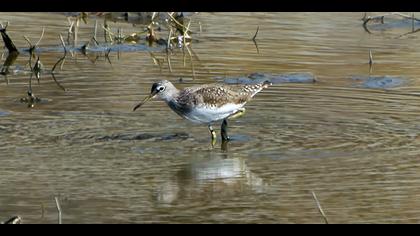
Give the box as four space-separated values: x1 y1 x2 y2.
158 86 165 92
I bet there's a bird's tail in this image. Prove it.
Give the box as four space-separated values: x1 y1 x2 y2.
262 80 272 89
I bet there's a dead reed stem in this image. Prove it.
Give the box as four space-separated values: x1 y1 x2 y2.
311 191 329 224
54 197 62 224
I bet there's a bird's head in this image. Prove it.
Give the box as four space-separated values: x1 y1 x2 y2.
133 80 175 111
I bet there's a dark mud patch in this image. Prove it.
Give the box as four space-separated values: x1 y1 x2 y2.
367 18 420 32
351 75 405 89
219 72 316 85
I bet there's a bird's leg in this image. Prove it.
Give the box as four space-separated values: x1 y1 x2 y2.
228 108 246 120
220 108 246 141
208 124 217 147
221 119 230 141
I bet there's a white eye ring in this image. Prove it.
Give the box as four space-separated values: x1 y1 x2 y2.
158 86 165 92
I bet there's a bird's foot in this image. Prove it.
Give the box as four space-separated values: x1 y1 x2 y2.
209 125 217 147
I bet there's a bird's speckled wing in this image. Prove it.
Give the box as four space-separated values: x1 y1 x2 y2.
176 82 270 108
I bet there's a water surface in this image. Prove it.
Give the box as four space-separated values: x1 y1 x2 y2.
1 12 420 223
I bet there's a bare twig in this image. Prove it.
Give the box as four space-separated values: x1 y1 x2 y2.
103 22 113 43
311 191 329 224
392 12 420 21
167 28 173 51
102 25 115 36
252 26 259 41
92 20 99 46
105 48 112 65
23 35 32 47
51 72 66 91
396 27 420 38
151 12 157 22
149 51 162 72
52 34 67 73
67 19 74 45
55 197 62 224
50 37 67 91
183 19 191 47
167 12 189 33
252 26 260 54
74 18 80 46
23 35 35 68
35 27 45 46
361 12 367 21
185 45 196 80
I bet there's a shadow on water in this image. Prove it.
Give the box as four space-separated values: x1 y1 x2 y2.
97 132 191 142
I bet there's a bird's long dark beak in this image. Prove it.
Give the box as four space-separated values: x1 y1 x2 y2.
133 91 157 111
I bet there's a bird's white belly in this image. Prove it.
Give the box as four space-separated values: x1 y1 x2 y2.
184 103 244 124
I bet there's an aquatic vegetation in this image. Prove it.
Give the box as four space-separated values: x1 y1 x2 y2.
0 13 200 108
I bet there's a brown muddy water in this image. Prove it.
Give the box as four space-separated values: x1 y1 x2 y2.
1 12 420 223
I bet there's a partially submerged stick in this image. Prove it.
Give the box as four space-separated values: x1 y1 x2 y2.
311 191 329 224
252 26 259 41
51 34 67 91
252 26 260 54
52 34 67 73
0 25 18 53
55 197 62 224
369 49 373 66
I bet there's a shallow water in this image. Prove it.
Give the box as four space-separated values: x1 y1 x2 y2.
2 12 420 223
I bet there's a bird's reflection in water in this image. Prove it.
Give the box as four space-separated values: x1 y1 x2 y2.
154 152 268 205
